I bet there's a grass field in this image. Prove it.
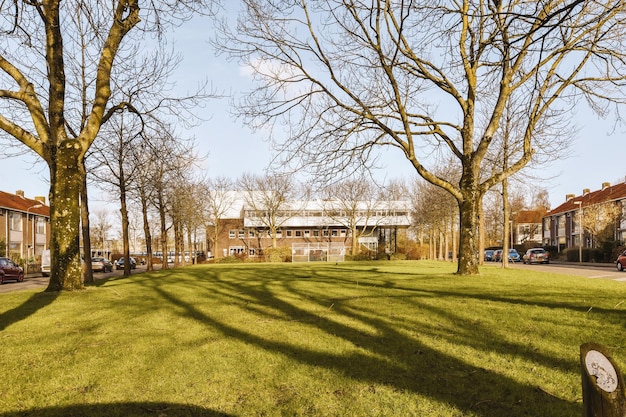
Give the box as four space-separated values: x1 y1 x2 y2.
0 260 624 416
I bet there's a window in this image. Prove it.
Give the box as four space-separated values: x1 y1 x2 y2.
276 230 283 238
229 246 245 255
313 230 320 237
331 230 338 237
248 248 257 256
340 230 346 237
10 213 21 231
295 230 302 237
304 230 310 237
248 230 255 238
229 230 236 239
36 218 46 234
286 230 293 238
323 230 329 237
238 230 245 238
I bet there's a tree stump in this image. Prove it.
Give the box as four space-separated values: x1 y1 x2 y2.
581 343 626 417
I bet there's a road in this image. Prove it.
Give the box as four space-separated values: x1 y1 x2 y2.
0 265 150 294
508 261 626 282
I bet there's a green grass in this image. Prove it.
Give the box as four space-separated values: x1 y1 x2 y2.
1 260 625 416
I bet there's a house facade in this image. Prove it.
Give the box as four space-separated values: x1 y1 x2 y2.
542 182 626 251
206 196 412 260
0 190 50 261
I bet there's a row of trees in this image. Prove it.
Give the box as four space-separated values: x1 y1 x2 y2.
3 1 626 289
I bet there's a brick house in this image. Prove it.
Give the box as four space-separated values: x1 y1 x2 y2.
542 182 626 251
0 190 50 261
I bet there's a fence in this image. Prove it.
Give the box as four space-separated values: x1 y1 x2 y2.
291 243 346 263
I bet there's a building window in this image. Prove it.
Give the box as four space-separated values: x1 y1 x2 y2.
304 230 310 237
36 218 46 234
248 248 257 256
313 230 320 237
229 246 245 255
340 229 346 237
286 230 292 238
229 230 236 239
276 230 282 238
331 230 338 237
10 213 21 231
323 230 330 237
248 230 255 238
295 230 302 237
238 230 245 238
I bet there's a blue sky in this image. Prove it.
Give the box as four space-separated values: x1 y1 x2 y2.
1 9 625 211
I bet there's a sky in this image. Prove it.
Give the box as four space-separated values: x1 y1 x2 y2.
1 6 625 213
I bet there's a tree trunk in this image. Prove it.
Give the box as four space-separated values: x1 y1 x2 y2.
46 146 84 291
80 158 94 284
140 192 154 271
457 191 481 276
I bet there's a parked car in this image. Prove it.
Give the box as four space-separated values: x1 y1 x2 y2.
616 250 626 271
116 257 137 270
92 257 113 273
508 249 521 262
0 257 24 284
492 249 503 262
484 249 494 262
522 248 549 264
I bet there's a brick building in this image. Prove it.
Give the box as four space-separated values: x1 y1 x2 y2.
0 190 50 261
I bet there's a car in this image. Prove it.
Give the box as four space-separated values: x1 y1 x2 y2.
91 257 113 273
522 248 549 264
115 257 137 270
484 249 494 262
492 249 503 262
616 250 626 271
507 249 521 262
0 257 24 284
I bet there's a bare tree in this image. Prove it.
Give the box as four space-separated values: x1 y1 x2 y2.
321 177 381 256
238 173 299 249
581 202 622 248
219 1 626 275
204 177 237 259
0 1 215 291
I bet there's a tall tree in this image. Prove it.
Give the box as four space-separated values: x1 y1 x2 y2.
0 0 215 291
220 0 626 275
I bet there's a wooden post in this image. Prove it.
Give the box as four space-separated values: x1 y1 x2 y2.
581 343 626 417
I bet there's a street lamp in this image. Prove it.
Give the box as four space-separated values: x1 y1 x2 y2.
574 201 582 263
25 204 43 276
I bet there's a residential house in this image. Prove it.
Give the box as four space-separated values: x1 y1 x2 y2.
542 182 626 251
0 190 50 261
513 209 545 245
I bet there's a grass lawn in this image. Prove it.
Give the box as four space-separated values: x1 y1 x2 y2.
0 260 625 416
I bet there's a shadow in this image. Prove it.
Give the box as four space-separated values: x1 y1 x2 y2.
0 402 234 417
0 290 58 331
134 264 586 416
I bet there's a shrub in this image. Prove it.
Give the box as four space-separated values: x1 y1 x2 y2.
264 247 292 263
215 256 243 264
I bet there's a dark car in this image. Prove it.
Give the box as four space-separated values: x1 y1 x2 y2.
508 249 521 262
0 257 24 284
115 257 137 270
484 249 494 262
616 250 626 271
522 248 549 264
92 257 113 273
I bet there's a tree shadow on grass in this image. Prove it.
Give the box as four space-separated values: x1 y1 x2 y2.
0 402 234 417
0 291 58 331
139 265 584 417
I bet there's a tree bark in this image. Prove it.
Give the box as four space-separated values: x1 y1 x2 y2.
457 187 481 276
46 144 84 291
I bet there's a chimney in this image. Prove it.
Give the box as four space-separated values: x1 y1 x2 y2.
583 188 590 195
602 182 611 190
15 190 24 197
35 196 46 205
566 194 575 201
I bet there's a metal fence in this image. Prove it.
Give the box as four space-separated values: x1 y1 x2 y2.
291 243 346 263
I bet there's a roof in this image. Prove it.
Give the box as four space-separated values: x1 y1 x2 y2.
516 209 545 224
0 191 50 217
546 182 626 216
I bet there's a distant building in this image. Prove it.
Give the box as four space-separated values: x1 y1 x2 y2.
205 195 412 260
513 209 545 245
542 182 626 251
0 190 50 261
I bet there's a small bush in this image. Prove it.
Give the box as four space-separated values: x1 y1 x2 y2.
390 252 407 261
215 256 243 264
264 247 292 263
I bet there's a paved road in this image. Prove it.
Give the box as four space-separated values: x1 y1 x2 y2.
0 265 149 294
509 261 626 282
